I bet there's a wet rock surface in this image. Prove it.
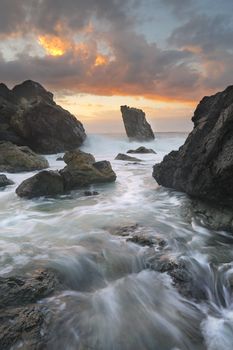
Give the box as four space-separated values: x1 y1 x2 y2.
0 80 86 153
0 268 61 350
127 146 156 154
0 142 49 173
121 105 154 141
0 174 14 187
16 170 64 198
153 85 233 208
115 153 142 162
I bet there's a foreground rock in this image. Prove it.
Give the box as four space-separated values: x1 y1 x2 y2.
16 170 64 198
127 146 156 154
61 150 116 190
153 85 233 208
115 153 142 162
0 80 86 153
0 174 14 187
16 150 116 198
121 105 154 141
0 268 61 350
0 142 48 172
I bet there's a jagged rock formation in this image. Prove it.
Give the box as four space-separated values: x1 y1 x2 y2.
0 142 48 173
153 85 233 207
0 80 86 153
0 174 14 187
16 150 116 198
121 105 154 141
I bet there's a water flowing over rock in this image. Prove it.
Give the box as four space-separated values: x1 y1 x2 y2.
0 142 49 173
121 105 155 141
0 80 86 153
115 153 142 162
153 85 233 208
127 146 156 154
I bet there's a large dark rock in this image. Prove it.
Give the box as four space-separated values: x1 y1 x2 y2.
16 170 64 198
0 142 49 173
0 80 86 153
153 86 233 207
115 153 142 162
0 174 14 187
61 150 116 190
121 105 154 141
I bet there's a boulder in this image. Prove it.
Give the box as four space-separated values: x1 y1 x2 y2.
0 80 86 153
127 146 156 154
16 170 64 198
121 105 154 141
61 150 116 190
0 174 14 187
115 153 142 162
0 142 49 173
153 85 233 207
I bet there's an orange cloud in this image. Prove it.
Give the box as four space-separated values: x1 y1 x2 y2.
94 54 108 66
38 35 71 56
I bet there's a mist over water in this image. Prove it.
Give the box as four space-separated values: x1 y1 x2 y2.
1 133 233 349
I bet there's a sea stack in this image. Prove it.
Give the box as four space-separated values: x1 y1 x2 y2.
0 80 86 154
153 85 233 207
121 105 154 141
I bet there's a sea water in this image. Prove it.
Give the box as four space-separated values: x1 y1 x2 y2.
1 133 233 349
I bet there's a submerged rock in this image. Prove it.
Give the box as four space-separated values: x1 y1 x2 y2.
56 156 64 161
153 85 233 208
0 174 14 187
121 105 154 141
0 142 49 173
61 150 116 190
84 190 99 196
127 146 156 154
115 153 142 162
16 170 64 198
0 80 86 153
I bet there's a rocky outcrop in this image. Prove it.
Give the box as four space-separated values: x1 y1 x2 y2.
0 80 86 153
61 150 116 190
16 170 64 198
153 86 233 208
0 268 61 350
127 146 156 154
115 153 142 162
0 142 49 173
0 174 14 187
121 105 154 141
16 150 116 198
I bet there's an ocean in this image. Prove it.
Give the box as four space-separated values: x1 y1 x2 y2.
1 132 233 349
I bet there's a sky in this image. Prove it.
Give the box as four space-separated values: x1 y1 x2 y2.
0 0 233 133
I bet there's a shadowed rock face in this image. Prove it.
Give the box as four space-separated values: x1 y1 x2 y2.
153 85 233 207
0 80 86 153
0 174 14 187
115 153 142 162
121 105 154 141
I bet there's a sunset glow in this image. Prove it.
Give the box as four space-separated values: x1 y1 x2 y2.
38 35 70 56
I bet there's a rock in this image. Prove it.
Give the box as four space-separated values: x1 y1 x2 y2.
0 80 86 153
0 174 14 187
56 156 64 161
127 146 156 154
121 105 155 141
115 153 142 162
61 150 116 190
0 142 49 173
84 190 99 196
153 85 233 208
16 170 64 198
108 224 140 236
0 268 61 350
